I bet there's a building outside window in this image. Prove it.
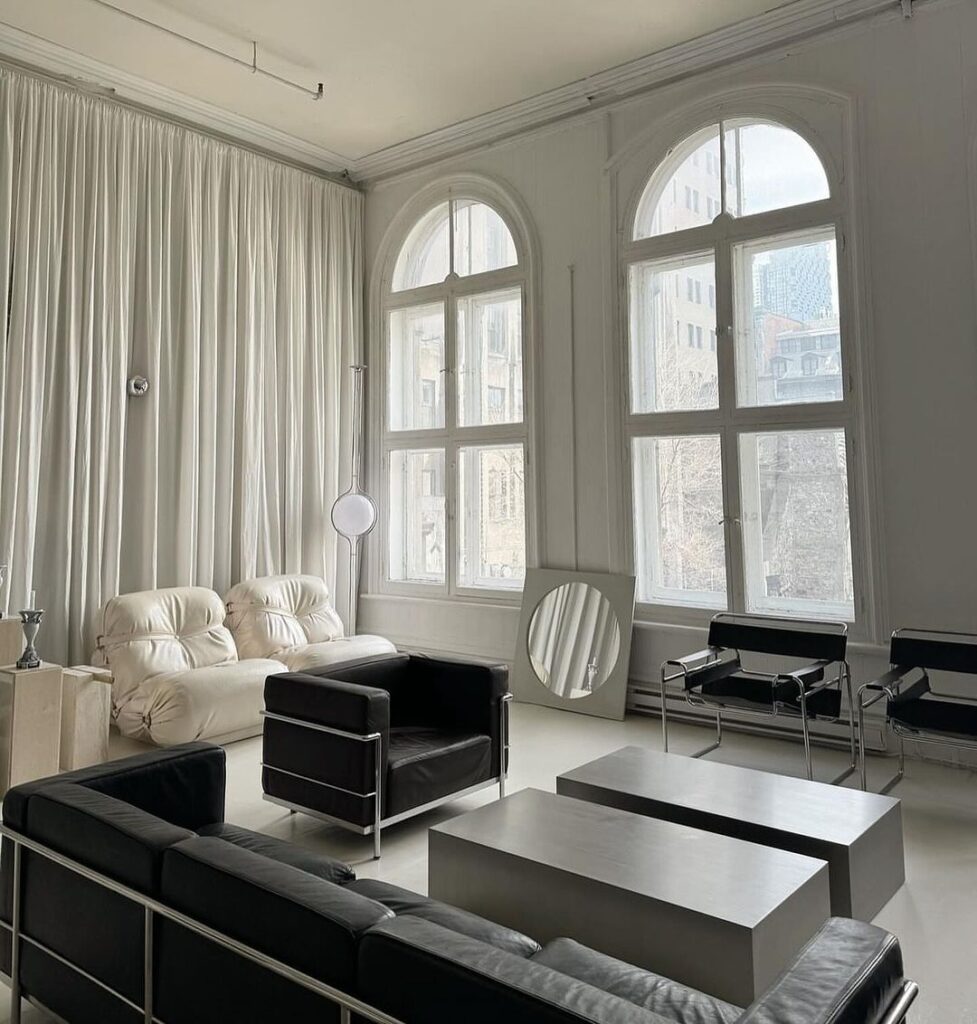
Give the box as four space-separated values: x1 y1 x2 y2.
626 118 857 622
383 195 529 593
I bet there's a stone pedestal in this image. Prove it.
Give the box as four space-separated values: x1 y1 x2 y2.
61 666 113 771
0 663 63 796
0 618 23 668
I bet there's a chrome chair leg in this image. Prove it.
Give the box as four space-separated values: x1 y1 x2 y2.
799 692 814 781
660 668 670 753
373 736 382 859
691 711 723 759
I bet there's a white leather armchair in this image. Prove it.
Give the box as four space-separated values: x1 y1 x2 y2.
95 586 286 746
224 574 395 672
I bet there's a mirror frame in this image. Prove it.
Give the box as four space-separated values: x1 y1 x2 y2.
512 568 636 720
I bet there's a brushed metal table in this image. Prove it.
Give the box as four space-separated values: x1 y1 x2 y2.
557 746 904 920
429 788 830 1006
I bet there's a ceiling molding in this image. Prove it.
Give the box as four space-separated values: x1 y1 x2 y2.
353 0 913 182
0 20 354 175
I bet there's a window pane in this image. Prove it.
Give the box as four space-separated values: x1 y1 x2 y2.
388 449 445 584
725 121 829 218
733 229 842 407
392 203 450 291
457 287 523 426
458 444 525 590
629 255 718 413
634 125 721 239
453 200 518 276
632 435 726 607
739 429 854 619
388 303 445 430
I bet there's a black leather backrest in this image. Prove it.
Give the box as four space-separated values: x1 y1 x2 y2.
890 631 977 676
708 618 847 662
2 741 225 833
11 784 194 1010
160 837 393 990
358 916 670 1024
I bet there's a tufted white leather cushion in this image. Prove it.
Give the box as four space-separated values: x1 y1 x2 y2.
224 575 347 660
278 635 399 672
97 587 239 707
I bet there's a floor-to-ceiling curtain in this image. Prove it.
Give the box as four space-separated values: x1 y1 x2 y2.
0 67 361 665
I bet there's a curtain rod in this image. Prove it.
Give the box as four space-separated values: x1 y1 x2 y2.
0 53 361 192
84 0 324 102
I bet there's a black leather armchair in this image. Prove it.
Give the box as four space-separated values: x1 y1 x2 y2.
261 653 511 856
858 627 977 791
660 613 855 783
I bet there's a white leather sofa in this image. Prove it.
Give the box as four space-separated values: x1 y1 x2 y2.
224 574 395 672
95 586 286 746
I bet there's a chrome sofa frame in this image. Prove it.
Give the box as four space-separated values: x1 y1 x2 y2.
0 813 919 1024
0 821 405 1024
261 692 512 858
661 614 856 784
858 627 977 793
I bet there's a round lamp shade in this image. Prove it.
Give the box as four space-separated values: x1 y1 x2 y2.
331 491 378 539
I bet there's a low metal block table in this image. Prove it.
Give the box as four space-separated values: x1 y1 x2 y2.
557 746 904 920
429 788 830 1006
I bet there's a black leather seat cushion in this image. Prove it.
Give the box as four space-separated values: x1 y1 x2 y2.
699 674 841 720
358 916 670 1024
889 695 977 739
198 822 355 884
385 727 492 816
533 938 742 1024
347 878 540 958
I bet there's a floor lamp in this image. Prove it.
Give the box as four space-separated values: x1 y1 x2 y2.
330 365 377 637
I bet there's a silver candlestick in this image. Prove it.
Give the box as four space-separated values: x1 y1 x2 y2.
16 609 43 670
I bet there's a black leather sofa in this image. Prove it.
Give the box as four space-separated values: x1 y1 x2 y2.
262 653 511 856
0 744 916 1024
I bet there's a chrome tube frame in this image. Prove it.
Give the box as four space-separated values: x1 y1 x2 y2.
661 646 856 784
0 822 406 1024
262 693 512 857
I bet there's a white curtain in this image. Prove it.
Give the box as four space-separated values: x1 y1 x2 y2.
0 68 361 665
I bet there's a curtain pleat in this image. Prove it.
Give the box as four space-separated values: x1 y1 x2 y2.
0 69 360 664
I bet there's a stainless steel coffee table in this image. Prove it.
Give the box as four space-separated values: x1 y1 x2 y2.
428 788 830 1006
556 746 904 920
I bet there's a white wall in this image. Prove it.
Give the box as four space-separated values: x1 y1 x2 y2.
359 0 977 731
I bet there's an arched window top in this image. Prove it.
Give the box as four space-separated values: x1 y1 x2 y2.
633 118 830 240
392 198 518 292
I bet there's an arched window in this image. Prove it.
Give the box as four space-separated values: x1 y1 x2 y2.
383 192 529 594
625 117 857 621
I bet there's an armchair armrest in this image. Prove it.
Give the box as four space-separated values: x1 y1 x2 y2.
736 918 910 1024
664 647 724 670
857 667 926 712
264 672 390 738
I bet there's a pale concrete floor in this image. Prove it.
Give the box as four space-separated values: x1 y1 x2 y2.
4 703 976 1022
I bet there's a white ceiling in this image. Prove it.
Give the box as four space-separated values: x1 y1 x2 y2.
0 0 800 166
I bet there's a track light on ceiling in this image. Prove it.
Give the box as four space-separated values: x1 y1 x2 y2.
85 0 324 101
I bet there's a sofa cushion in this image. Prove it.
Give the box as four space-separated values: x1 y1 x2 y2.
198 822 355 885
161 837 392 988
225 574 346 660
358 916 670 1024
347 878 540 958
533 938 742 1024
386 727 492 816
96 586 239 706
133 657 285 746
279 634 397 672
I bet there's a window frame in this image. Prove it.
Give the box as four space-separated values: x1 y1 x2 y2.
371 180 539 605
620 114 872 635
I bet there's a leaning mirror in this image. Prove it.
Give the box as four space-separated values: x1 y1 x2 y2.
528 582 621 698
513 569 636 720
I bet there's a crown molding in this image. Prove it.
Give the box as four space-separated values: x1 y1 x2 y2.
0 21 354 176
353 0 915 182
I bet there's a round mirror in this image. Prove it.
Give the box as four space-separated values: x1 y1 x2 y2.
331 491 378 539
527 582 621 699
